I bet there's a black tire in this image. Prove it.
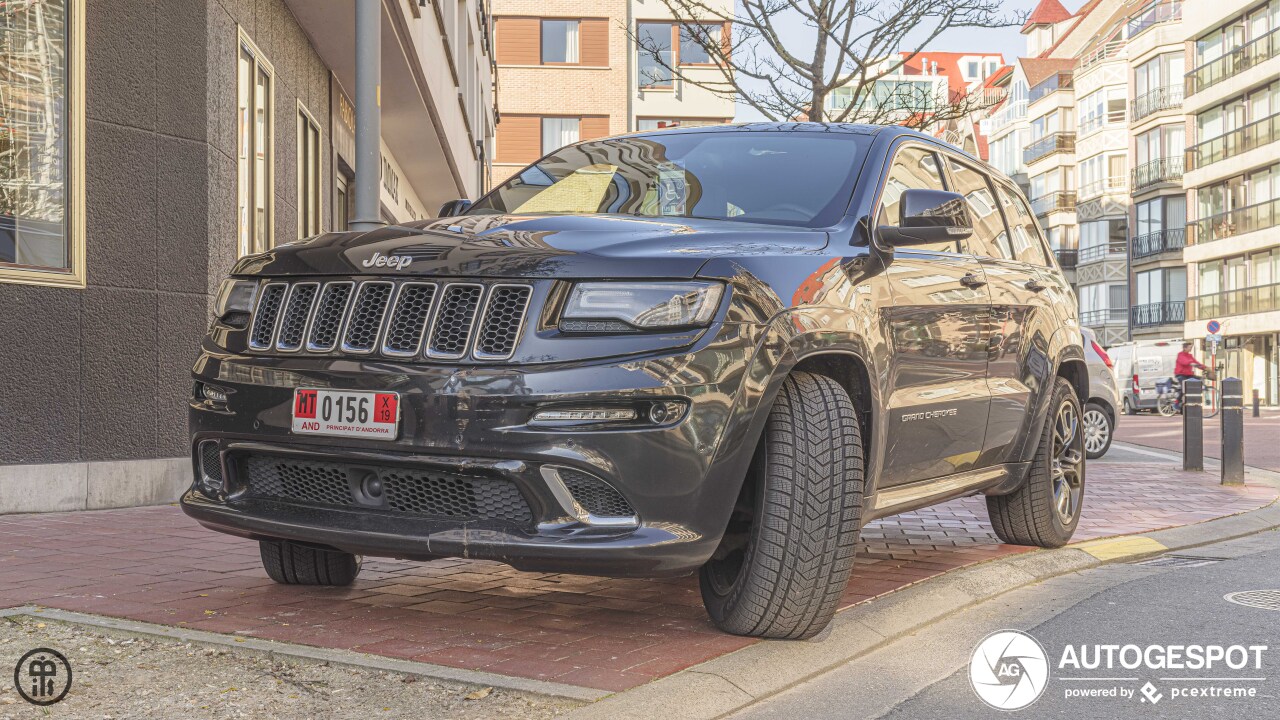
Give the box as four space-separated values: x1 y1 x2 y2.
987 377 1085 548
1123 396 1136 416
260 540 362 586
699 372 864 639
1082 401 1113 460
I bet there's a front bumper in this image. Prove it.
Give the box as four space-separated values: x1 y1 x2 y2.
183 325 761 577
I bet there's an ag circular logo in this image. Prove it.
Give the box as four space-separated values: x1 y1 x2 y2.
969 630 1049 711
13 647 73 706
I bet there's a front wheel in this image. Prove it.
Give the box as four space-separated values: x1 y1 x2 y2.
699 372 864 639
1157 395 1177 417
1123 397 1136 416
1082 402 1113 460
987 377 1085 548
260 540 362 586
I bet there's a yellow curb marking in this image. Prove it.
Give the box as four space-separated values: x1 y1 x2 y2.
1072 536 1167 561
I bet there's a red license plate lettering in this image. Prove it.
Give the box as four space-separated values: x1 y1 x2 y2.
294 389 318 419
374 393 398 424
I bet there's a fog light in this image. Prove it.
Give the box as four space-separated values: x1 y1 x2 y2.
531 408 638 425
200 383 229 404
649 401 686 424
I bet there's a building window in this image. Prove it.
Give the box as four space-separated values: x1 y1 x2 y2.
678 23 721 65
638 22 674 88
541 117 580 154
540 19 579 64
0 0 85 288
237 29 274 257
297 104 321 238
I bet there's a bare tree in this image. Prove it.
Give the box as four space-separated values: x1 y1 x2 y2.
631 1 1024 130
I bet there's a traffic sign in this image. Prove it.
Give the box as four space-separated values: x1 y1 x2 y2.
1207 320 1222 334
1206 333 1223 345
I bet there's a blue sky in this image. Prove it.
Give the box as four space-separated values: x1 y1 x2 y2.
734 0 1047 120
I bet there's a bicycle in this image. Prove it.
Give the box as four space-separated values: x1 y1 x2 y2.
1155 366 1221 417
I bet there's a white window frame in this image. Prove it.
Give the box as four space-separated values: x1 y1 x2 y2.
237 27 275 257
296 101 322 238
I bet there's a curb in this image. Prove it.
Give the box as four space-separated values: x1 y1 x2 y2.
559 468 1280 720
0 605 607 703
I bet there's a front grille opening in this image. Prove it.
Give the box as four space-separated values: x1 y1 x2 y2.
198 441 224 498
341 282 394 353
475 285 532 359
307 282 355 351
428 284 484 358
276 283 319 351
240 455 533 525
382 283 438 356
559 468 636 518
249 284 288 349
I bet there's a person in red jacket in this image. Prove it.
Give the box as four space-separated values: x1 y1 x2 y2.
1174 341 1206 410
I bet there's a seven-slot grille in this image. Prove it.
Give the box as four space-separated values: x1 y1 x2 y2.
247 279 532 361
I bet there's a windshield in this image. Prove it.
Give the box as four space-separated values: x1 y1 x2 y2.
469 131 867 228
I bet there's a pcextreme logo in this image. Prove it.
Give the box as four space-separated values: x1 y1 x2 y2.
969 630 1050 711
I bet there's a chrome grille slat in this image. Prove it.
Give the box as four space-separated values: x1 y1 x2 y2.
249 283 289 350
427 283 485 359
275 283 319 352
247 279 531 362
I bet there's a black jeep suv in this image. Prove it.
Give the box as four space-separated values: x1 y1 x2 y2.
184 123 1087 639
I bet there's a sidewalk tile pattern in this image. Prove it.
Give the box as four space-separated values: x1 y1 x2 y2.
0 463 1273 692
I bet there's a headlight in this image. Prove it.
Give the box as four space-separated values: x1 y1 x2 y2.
560 282 724 331
214 279 257 318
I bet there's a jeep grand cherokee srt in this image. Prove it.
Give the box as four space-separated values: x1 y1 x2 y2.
184 123 1087 639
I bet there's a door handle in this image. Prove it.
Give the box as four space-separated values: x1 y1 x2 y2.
1024 279 1047 293
959 273 986 288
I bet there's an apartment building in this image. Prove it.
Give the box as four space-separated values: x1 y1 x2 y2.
490 0 735 183
0 0 496 513
1183 0 1280 404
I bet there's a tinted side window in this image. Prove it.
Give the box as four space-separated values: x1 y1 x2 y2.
877 146 959 253
946 158 1013 260
994 183 1053 266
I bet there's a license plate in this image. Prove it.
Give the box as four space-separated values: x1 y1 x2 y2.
291 389 400 440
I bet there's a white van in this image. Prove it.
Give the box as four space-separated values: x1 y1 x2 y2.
1107 339 1184 414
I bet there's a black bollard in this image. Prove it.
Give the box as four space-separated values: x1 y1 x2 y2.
1253 389 1261 418
1221 378 1244 486
1183 378 1203 472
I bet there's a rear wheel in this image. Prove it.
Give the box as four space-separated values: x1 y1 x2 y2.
987 377 1085 548
1082 402 1113 459
699 372 864 639
1123 396 1136 416
260 540 362 586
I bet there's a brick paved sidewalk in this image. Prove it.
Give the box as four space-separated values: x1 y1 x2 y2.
0 462 1274 692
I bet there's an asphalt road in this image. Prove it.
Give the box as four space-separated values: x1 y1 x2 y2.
1115 409 1280 472
729 516 1280 719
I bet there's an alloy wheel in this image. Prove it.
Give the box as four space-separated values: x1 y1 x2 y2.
1082 407 1110 456
1051 401 1084 524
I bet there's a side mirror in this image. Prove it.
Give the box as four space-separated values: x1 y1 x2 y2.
877 189 973 247
438 199 472 217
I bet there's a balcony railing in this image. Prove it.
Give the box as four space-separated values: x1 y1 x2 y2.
1054 248 1078 269
1132 300 1186 327
1079 176 1128 199
1186 26 1280 96
1132 85 1183 122
1186 111 1280 171
1077 242 1128 265
1188 197 1280 245
986 100 1027 135
1131 227 1186 260
1131 156 1183 191
1188 282 1280 321
1080 308 1130 326
1029 72 1073 103
1078 40 1125 73
1024 132 1076 164
1032 191 1077 216
1127 0 1182 38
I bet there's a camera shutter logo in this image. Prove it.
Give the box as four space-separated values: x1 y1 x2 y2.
14 648 73 706
969 630 1050 711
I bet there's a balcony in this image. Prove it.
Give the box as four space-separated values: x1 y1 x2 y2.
1131 85 1183 122
1054 249 1079 269
1078 40 1125 74
1132 300 1186 327
1127 0 1182 38
1078 176 1128 199
1186 111 1280 171
1130 227 1186 260
986 101 1027 135
1029 72 1073 104
1080 308 1129 326
1188 197 1280 246
1131 157 1183 192
1187 282 1280 321
1077 242 1127 265
1023 132 1075 164
1032 191 1077 217
1186 26 1280 96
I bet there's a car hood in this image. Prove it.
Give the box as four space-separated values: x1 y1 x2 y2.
232 213 829 279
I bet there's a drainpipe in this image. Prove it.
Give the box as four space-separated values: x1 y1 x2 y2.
351 0 385 232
